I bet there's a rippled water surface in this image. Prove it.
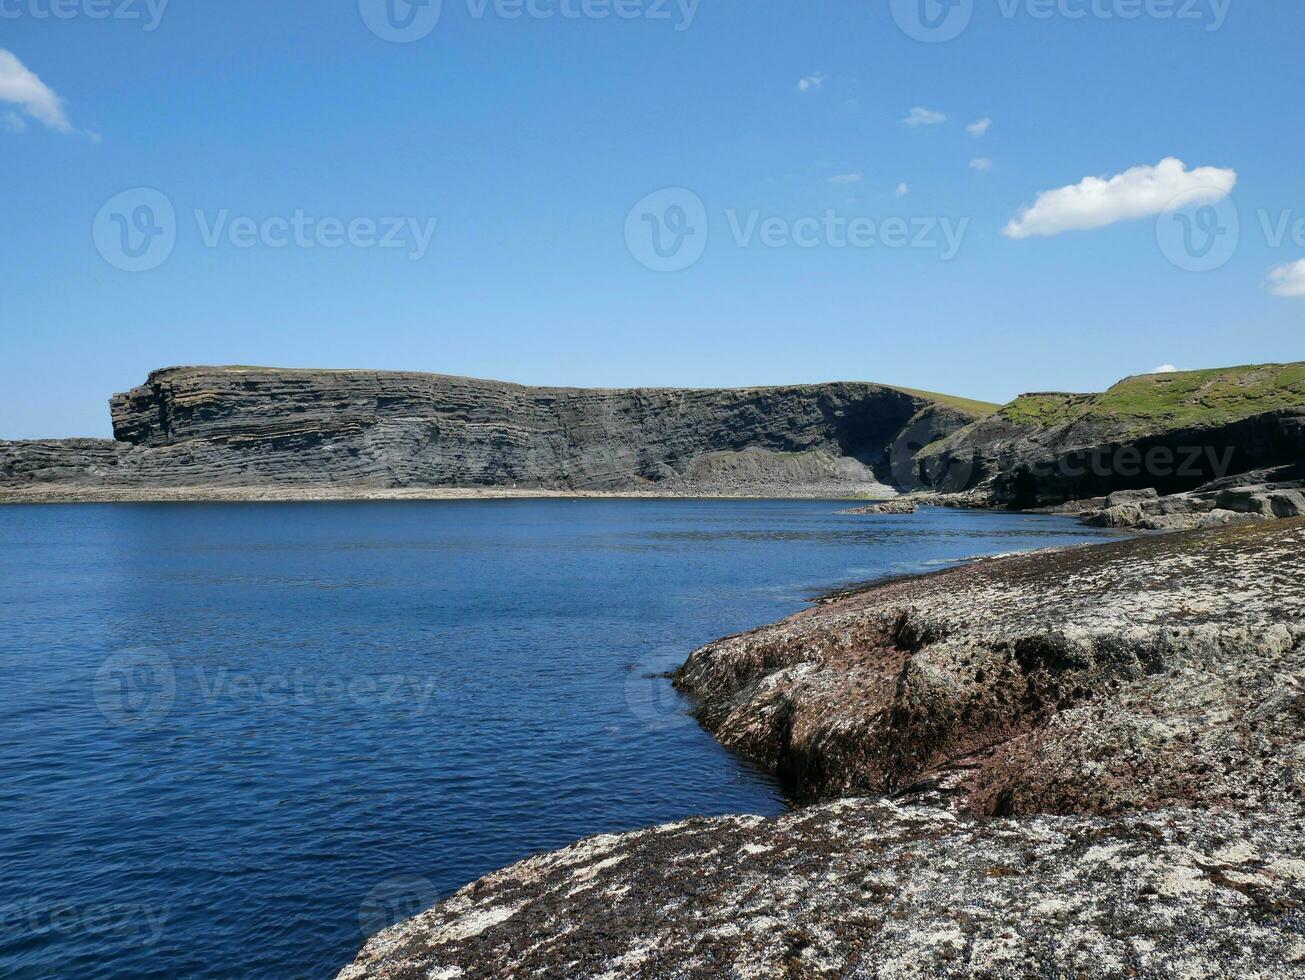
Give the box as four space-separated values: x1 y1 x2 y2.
0 500 1114 978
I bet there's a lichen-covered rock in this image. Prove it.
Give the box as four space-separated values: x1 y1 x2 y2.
839 498 918 515
338 798 1305 979
338 521 1305 979
676 520 1305 814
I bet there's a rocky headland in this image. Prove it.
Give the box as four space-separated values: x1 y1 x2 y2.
6 362 1303 517
0 366 992 502
910 362 1305 526
341 519 1305 979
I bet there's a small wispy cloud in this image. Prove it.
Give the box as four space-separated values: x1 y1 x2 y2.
797 73 827 94
970 157 993 172
1267 259 1305 298
0 49 72 133
1004 157 1237 240
827 172 862 184
895 182 910 197
966 117 992 137
1149 364 1182 374
903 106 947 127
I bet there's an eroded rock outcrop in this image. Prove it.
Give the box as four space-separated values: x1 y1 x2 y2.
914 362 1305 508
838 499 918 515
1 367 989 498
340 520 1305 979
677 519 1305 814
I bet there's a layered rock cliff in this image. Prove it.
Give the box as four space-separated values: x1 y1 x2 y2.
0 366 991 497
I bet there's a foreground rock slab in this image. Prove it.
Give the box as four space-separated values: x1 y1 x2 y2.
341 520 1305 979
339 798 1305 979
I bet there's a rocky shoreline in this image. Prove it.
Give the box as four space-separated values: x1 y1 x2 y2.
0 483 897 505
339 519 1305 978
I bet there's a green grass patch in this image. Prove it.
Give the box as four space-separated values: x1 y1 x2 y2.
998 362 1305 432
889 386 1002 417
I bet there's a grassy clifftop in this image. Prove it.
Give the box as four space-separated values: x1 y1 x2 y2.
1000 362 1305 432
887 386 1002 416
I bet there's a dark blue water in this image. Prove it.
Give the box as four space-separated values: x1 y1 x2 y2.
0 500 1114 978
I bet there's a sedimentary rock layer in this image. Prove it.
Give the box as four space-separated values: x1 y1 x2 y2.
1 366 984 495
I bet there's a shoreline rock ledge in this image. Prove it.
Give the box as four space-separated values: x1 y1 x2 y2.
340 520 1305 979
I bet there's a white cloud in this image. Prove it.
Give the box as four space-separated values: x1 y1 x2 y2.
903 106 947 127
970 157 993 171
1004 157 1237 240
3 109 27 133
1149 364 1182 374
797 74 827 94
967 117 991 137
1267 259 1305 298
0 49 72 133
895 182 910 197
827 172 862 184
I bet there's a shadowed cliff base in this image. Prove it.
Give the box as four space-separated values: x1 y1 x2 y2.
340 519 1304 978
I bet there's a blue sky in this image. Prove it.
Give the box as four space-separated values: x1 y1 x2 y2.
1 0 1302 438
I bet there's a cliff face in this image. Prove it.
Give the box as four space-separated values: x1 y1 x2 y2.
916 362 1305 507
1 366 989 494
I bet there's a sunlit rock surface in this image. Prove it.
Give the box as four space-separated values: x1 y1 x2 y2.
341 520 1305 978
